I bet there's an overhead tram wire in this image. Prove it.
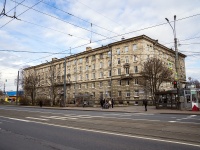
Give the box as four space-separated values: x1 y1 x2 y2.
0 0 43 29
9 0 119 42
20 19 90 41
1 13 200 71
41 1 120 36
0 0 26 19
74 0 125 29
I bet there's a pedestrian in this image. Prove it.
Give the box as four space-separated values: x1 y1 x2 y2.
103 99 106 108
100 99 103 109
143 99 148 111
39 100 43 107
111 98 114 108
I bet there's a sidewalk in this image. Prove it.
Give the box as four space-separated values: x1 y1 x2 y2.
22 105 200 115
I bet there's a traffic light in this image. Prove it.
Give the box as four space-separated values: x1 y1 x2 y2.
173 81 177 88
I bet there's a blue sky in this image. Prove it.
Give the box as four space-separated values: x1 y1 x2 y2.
0 0 200 91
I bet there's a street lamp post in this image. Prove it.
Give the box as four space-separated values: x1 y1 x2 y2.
165 15 180 109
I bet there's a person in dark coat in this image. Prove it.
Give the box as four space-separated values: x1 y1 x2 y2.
111 99 114 108
100 99 103 108
143 99 148 111
39 100 43 107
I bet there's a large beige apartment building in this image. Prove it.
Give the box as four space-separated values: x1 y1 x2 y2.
24 35 186 105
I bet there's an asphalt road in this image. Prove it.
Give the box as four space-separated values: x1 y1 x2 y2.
0 105 200 150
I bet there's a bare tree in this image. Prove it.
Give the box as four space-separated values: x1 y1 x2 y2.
140 58 173 102
45 64 63 106
22 69 38 105
188 77 200 88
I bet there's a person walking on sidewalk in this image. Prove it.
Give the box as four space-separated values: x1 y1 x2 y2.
111 98 114 108
143 99 148 111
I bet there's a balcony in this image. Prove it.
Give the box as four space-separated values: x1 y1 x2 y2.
56 81 72 86
123 63 130 68
121 73 133 80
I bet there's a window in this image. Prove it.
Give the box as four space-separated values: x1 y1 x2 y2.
117 48 120 55
133 44 137 50
134 78 138 85
108 51 111 57
79 58 82 63
125 68 129 74
100 62 103 68
118 91 122 97
79 84 81 89
67 61 71 66
80 75 82 80
92 55 96 60
92 73 95 79
126 80 130 85
108 70 112 77
86 57 89 62
92 83 95 88
124 46 128 53
133 55 137 62
74 67 76 72
100 53 103 59
100 72 103 78
86 65 88 71
92 92 95 97
107 91 111 97
117 58 120 64
134 90 139 96
79 66 82 72
125 56 129 63
74 59 77 65
108 81 111 86
86 74 89 80
118 68 121 75
85 83 88 88
108 60 111 67
126 91 130 97
118 80 121 85
99 82 103 88
134 66 138 73
92 64 95 70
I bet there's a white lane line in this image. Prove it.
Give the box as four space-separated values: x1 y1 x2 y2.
26 117 49 121
41 116 77 120
0 116 30 122
1 116 200 148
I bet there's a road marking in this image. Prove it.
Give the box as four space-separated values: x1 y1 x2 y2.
0 116 30 122
26 117 49 121
41 116 77 120
169 121 177 123
1 116 200 148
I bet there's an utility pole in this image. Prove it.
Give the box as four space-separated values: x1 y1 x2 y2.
63 57 67 107
165 15 180 109
16 71 19 105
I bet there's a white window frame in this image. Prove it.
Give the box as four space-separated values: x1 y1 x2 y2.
124 46 128 53
133 44 137 51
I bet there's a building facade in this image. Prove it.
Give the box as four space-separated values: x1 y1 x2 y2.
24 35 186 105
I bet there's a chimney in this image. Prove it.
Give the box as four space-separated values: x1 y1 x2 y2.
121 36 125 40
86 47 92 51
52 57 57 61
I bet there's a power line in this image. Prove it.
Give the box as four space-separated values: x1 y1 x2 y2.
0 0 25 19
20 19 90 41
0 0 43 29
74 0 125 29
41 1 120 36
9 0 118 42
